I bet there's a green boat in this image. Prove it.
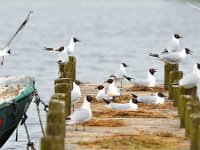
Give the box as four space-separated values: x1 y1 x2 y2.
0 76 35 148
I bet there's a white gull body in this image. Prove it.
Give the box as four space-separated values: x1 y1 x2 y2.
67 95 92 124
179 63 200 88
104 99 138 111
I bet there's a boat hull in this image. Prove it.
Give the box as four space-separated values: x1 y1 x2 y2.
0 87 35 148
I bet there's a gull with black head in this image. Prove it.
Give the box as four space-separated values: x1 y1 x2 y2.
44 37 81 64
103 96 139 111
95 85 115 101
149 48 192 64
110 63 129 88
131 92 167 104
66 95 93 131
162 33 183 53
124 68 157 87
104 79 121 97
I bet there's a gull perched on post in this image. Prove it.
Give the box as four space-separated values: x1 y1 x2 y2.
175 63 200 88
149 48 192 64
44 37 81 64
162 33 183 53
0 11 32 66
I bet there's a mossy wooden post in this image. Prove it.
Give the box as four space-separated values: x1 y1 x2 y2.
49 99 66 118
172 85 179 107
190 112 200 150
185 100 200 138
179 95 190 128
198 125 200 149
164 63 178 90
40 100 65 150
54 82 71 117
177 86 197 115
168 71 183 99
58 63 65 78
40 136 64 150
64 56 76 87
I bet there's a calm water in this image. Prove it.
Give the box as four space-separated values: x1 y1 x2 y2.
0 0 200 149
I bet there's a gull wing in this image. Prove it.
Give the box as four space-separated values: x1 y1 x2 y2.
70 108 90 122
138 95 157 104
2 11 32 49
160 52 182 63
187 3 200 12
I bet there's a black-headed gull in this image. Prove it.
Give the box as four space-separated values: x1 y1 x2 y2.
131 92 166 104
103 98 138 111
0 11 32 65
124 68 157 87
104 79 121 96
44 37 81 63
178 63 200 88
95 85 114 101
149 48 192 64
66 95 93 131
162 33 183 53
110 63 128 88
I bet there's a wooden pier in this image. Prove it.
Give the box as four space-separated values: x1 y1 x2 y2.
40 58 200 150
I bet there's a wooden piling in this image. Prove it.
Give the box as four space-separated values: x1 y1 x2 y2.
185 100 200 138
198 125 200 149
172 85 179 107
164 63 178 90
190 112 200 150
54 83 71 117
64 56 76 86
168 71 183 99
179 95 191 128
40 136 64 150
49 99 66 117
178 86 197 115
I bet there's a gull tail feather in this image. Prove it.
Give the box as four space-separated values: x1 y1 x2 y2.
44 47 54 51
131 93 138 98
102 98 112 105
123 75 133 82
149 53 159 58
66 117 75 124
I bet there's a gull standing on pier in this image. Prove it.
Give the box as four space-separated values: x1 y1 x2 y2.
131 92 167 104
0 11 32 66
178 63 200 88
103 97 139 111
66 95 93 131
162 33 183 53
149 48 192 64
104 79 121 96
71 80 82 110
124 68 157 87
95 85 114 101
44 37 81 63
110 63 129 88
